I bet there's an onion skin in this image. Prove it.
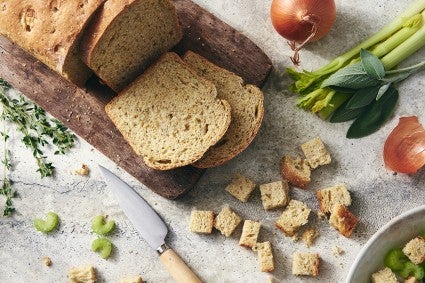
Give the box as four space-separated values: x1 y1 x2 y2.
383 116 425 174
270 0 336 43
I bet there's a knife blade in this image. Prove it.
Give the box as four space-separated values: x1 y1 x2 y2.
98 165 202 283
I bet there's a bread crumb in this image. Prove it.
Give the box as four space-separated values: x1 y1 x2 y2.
68 265 96 283
302 228 319 247
259 180 289 210
119 275 143 283
402 236 425 264
329 204 358 238
225 174 256 202
276 200 311 236
332 246 344 256
42 256 52 267
300 137 331 169
371 267 398 283
253 241 274 272
280 155 311 189
292 252 320 276
74 164 89 176
189 210 214 234
239 220 261 248
214 206 242 237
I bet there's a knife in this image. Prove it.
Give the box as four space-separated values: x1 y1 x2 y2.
98 165 202 283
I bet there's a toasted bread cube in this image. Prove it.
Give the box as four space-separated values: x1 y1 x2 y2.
371 267 398 283
302 228 319 248
276 200 311 236
280 155 311 189
225 174 256 202
403 236 425 264
119 276 143 283
239 220 261 247
214 206 242 237
301 137 331 169
292 252 320 276
316 183 352 214
253 241 274 272
68 265 97 283
259 180 289 210
189 210 214 234
329 204 358 237
404 276 419 283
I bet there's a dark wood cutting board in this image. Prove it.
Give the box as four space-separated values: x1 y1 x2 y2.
0 0 272 199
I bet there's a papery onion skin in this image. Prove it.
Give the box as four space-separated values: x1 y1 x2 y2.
270 0 336 43
383 116 425 174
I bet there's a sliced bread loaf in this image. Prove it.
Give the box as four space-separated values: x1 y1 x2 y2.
183 51 264 168
105 52 231 170
0 0 105 86
80 0 182 92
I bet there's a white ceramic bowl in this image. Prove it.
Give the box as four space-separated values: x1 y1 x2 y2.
346 204 425 283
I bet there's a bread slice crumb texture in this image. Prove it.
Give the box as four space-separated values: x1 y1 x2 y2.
183 51 264 168
105 52 231 170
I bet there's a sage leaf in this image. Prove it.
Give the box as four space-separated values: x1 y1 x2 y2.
322 62 380 89
330 101 366 123
347 86 399 138
360 49 385 80
346 85 380 109
376 83 391 100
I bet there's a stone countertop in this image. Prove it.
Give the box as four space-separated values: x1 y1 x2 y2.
1 0 425 282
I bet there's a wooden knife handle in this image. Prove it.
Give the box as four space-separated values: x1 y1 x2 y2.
159 248 202 283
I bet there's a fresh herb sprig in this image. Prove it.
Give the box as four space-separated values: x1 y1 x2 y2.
322 49 425 138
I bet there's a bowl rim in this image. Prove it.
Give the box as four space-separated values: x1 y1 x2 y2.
345 204 425 283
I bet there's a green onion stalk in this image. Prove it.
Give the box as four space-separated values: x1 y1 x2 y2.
287 0 425 119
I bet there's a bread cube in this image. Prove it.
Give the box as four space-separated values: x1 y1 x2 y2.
329 204 358 237
68 265 97 283
404 276 419 283
316 183 352 214
292 252 320 276
239 220 261 248
189 210 214 234
301 228 319 248
301 137 331 169
403 236 425 264
214 206 242 237
280 155 311 189
371 267 398 283
119 276 143 283
225 174 256 202
276 200 311 236
259 180 289 210
252 241 274 272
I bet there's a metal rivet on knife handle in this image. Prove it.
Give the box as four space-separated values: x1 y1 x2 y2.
159 247 203 283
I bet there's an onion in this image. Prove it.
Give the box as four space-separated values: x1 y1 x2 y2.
383 116 425 174
270 0 336 64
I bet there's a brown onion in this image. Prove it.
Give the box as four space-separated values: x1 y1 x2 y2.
383 116 425 174
270 0 336 64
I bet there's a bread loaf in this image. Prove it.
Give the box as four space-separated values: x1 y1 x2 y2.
105 52 231 170
183 51 264 168
81 0 182 92
0 0 105 86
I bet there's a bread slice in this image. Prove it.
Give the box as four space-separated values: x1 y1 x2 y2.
0 1 105 86
81 0 182 92
183 51 264 168
105 52 231 170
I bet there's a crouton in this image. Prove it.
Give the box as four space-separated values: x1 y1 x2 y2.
292 252 320 276
316 183 352 214
253 241 274 272
301 137 331 169
301 228 319 248
68 265 97 283
276 200 311 236
119 276 143 283
225 174 256 202
214 206 242 237
259 180 290 210
189 210 214 234
280 155 311 189
329 204 358 237
371 267 398 283
239 220 261 248
402 236 425 264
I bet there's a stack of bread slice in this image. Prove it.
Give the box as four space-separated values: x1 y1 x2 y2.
0 0 264 170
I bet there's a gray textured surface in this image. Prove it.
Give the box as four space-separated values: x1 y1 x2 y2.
1 0 425 282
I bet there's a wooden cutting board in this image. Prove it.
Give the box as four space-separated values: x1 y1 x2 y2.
0 0 272 199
